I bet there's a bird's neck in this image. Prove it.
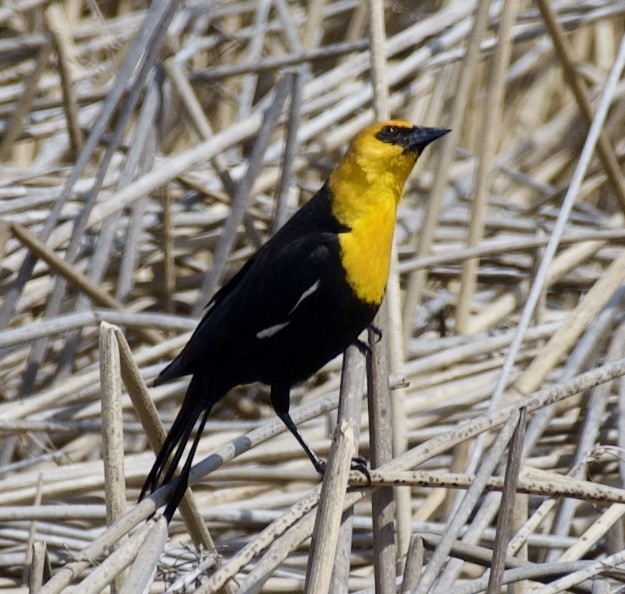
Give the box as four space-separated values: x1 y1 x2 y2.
328 153 407 224
327 158 405 305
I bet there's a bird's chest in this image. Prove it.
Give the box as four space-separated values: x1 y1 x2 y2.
337 205 396 305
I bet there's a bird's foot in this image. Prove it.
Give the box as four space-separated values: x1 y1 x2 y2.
353 325 383 356
312 457 327 474
312 455 370 484
350 455 371 484
353 338 371 356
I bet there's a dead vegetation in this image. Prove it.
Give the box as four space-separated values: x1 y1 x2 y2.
1 0 625 592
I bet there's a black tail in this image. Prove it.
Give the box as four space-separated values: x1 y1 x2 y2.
140 373 213 521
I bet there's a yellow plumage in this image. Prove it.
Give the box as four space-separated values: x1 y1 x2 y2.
328 120 419 304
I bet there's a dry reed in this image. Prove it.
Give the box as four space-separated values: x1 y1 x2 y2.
1 0 625 592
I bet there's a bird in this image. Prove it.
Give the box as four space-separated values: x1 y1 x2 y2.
140 120 450 520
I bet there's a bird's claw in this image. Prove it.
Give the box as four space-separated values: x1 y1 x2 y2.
353 338 371 356
313 458 327 475
314 455 371 484
353 325 382 356
350 456 371 484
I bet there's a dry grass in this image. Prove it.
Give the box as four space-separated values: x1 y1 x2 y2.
1 0 625 592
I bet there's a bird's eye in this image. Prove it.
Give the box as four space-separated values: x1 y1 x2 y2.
386 126 397 134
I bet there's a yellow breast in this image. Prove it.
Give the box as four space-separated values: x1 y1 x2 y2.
337 200 396 305
327 127 415 305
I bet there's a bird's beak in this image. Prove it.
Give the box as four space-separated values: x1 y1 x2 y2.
408 126 451 154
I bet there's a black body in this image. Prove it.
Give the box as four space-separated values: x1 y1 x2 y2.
140 122 450 520
141 186 377 519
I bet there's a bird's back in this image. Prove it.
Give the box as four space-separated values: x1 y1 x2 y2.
154 184 376 394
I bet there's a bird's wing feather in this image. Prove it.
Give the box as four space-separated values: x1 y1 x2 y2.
155 231 340 384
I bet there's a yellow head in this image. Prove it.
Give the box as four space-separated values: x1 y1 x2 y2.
329 120 449 222
328 120 449 304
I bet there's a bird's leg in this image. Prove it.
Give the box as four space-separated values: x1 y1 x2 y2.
271 385 371 481
271 384 326 473
277 409 327 473
277 409 372 481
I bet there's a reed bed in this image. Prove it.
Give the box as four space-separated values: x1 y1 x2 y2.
1 0 625 592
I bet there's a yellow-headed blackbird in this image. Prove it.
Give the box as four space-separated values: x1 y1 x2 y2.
141 120 449 520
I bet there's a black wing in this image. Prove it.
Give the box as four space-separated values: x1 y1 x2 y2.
155 185 347 385
155 231 343 384
205 182 343 314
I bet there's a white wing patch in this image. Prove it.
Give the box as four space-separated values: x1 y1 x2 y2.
256 321 290 340
289 280 320 315
256 280 320 340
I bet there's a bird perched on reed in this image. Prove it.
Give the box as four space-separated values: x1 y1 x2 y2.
141 120 449 520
